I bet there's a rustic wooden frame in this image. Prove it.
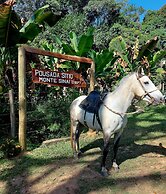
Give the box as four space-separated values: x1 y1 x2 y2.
18 45 95 150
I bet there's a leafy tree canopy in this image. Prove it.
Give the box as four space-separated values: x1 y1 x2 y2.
141 5 166 49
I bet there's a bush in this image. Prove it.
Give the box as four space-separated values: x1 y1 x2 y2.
0 138 21 158
27 88 80 144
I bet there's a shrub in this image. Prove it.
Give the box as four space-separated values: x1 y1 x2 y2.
0 138 21 158
27 88 80 144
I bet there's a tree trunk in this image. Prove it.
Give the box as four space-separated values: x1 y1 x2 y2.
9 88 16 138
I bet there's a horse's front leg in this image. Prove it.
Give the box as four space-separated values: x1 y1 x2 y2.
112 130 123 171
101 133 110 177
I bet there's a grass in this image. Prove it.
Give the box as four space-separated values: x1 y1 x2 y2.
0 105 166 194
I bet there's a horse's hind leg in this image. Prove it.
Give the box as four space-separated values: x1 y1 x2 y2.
101 133 111 176
70 119 82 158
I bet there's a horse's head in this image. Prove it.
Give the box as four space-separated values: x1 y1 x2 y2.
134 69 165 105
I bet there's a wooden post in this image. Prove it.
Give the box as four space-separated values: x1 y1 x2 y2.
87 61 96 135
9 88 16 138
18 47 27 151
89 61 95 92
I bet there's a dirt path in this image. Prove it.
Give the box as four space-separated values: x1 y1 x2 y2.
4 137 166 194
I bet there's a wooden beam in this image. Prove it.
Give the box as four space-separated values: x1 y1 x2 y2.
17 46 96 149
18 47 27 151
23 45 93 64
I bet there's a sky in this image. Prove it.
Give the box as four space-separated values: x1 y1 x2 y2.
128 0 166 11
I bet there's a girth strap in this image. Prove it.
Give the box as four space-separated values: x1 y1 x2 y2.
83 109 103 129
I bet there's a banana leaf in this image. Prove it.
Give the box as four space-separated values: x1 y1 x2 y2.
0 2 21 46
62 43 76 55
152 50 166 65
93 49 114 73
77 34 93 56
137 36 159 60
109 36 131 65
69 32 78 53
19 5 61 43
0 2 63 47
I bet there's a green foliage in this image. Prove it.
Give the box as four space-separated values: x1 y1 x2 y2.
0 47 15 93
0 2 62 47
84 0 120 26
0 2 21 47
56 28 94 57
137 37 159 61
109 36 130 64
41 41 63 69
32 12 88 57
27 89 79 144
14 0 46 19
93 24 112 49
141 7 166 49
90 49 115 74
0 138 21 158
152 50 166 67
0 48 6 85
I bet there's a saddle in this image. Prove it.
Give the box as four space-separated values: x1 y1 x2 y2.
79 91 107 129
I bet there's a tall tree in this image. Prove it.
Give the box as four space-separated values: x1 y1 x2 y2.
13 0 46 20
141 5 166 49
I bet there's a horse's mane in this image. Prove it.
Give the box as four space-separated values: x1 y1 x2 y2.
113 72 136 92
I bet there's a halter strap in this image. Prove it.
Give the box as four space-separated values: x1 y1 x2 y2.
103 73 159 117
136 74 159 105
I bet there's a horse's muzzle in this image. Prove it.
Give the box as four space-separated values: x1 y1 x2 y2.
164 96 166 104
157 95 165 105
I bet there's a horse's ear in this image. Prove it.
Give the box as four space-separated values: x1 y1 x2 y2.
137 67 145 78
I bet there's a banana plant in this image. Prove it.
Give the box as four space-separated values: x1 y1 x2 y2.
137 36 159 61
54 28 94 69
89 49 116 75
0 0 63 87
41 41 64 70
55 28 93 54
150 50 166 70
0 1 63 47
109 36 163 72
0 0 21 47
109 36 132 68
150 50 166 87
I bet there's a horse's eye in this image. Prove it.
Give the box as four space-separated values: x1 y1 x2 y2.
144 81 149 85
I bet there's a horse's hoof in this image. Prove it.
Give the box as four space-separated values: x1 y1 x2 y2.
101 171 109 177
112 162 120 172
73 151 82 159
78 151 82 157
101 167 109 177
73 153 79 159
113 166 119 172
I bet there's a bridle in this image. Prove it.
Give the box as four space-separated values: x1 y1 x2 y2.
136 74 159 105
103 73 159 117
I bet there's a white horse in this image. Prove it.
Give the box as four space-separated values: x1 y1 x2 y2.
70 70 165 176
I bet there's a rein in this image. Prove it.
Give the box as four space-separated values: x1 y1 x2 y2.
103 103 144 118
103 73 159 117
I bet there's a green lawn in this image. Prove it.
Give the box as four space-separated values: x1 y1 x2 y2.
0 105 166 194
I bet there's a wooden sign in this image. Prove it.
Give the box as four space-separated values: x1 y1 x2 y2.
32 68 86 88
